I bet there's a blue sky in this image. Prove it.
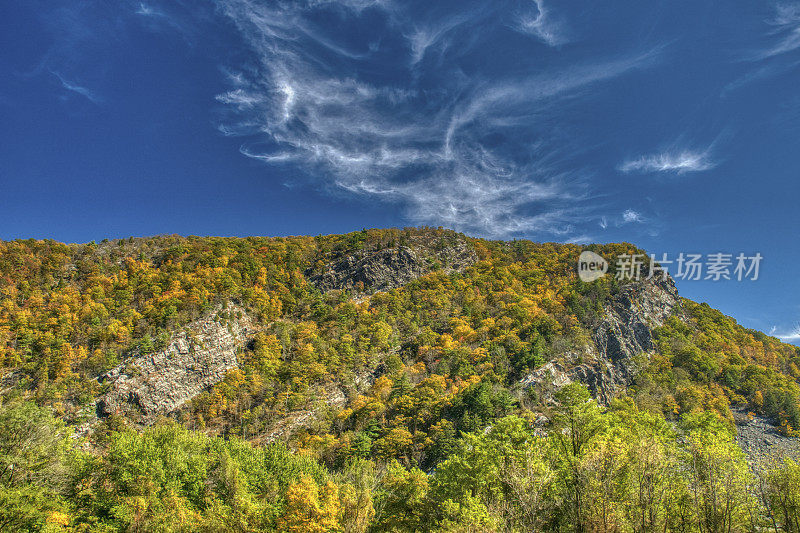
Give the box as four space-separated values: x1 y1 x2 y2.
1 0 799 343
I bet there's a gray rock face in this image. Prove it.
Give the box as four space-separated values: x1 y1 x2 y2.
308 239 477 294
733 407 799 468
586 276 680 402
96 304 256 425
522 276 680 404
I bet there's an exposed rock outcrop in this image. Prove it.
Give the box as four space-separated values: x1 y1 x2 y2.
308 238 477 294
0 368 22 395
96 304 256 425
254 384 348 445
586 275 680 401
522 275 680 404
255 364 387 445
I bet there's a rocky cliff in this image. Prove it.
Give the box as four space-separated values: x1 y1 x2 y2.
96 303 256 425
522 275 681 403
308 236 477 294
94 265 679 428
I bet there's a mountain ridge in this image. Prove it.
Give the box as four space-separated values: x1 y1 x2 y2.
0 228 796 431
1 228 799 531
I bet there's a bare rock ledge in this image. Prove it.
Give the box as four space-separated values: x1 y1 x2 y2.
95 303 256 425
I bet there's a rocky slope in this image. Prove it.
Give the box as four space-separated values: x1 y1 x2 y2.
95 303 256 425
733 407 800 468
94 256 680 430
308 236 477 294
72 235 792 461
522 275 681 403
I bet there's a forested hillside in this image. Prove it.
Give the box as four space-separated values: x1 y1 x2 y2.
1 228 799 531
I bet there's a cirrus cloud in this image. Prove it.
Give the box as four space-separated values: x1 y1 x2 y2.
618 149 716 174
214 0 659 237
771 324 800 342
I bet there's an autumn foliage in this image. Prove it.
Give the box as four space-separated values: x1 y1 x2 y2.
0 228 799 531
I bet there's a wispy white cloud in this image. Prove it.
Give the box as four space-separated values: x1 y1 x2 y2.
406 17 464 66
757 3 800 59
565 234 594 244
771 324 800 342
515 0 566 46
135 3 160 16
51 71 102 104
619 149 716 174
725 5 800 93
213 0 658 238
132 1 198 41
621 209 644 224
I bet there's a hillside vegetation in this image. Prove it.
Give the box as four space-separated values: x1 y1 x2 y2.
1 228 799 531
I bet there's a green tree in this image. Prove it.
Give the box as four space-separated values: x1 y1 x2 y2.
551 383 606 532
762 457 800 532
682 413 755 533
372 460 429 532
